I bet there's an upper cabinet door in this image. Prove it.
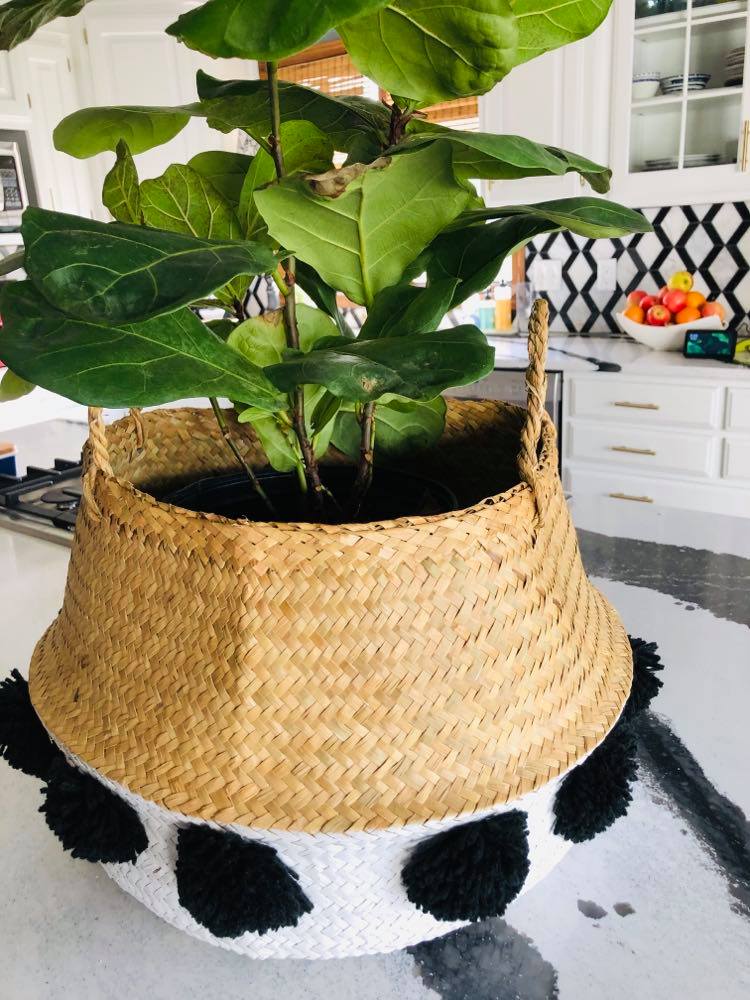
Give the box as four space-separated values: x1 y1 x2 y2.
610 0 750 207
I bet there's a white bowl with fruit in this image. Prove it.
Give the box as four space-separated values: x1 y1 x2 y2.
615 271 726 351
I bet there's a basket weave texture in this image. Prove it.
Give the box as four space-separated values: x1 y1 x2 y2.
29 307 632 834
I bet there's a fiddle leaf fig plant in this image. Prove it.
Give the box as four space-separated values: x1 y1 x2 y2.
0 0 651 519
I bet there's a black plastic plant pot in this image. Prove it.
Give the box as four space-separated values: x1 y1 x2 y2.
161 466 458 523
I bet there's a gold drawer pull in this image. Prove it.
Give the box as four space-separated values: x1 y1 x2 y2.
608 492 654 503
610 445 656 456
613 401 659 410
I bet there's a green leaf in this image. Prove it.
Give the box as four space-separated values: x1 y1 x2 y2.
454 198 653 239
197 72 390 152
0 0 87 50
236 407 300 472
340 0 518 105
266 325 493 402
238 121 334 240
359 280 458 340
228 304 338 368
102 140 142 224
255 142 469 306
0 367 35 401
141 163 241 241
167 0 388 61
188 151 253 205
22 207 276 325
332 395 446 459
0 281 284 411
54 105 198 159
402 122 612 193
510 0 613 66
295 262 350 338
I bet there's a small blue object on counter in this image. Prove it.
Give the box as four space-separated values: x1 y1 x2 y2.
0 442 17 477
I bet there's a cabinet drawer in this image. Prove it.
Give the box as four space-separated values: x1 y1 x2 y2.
568 422 715 477
726 388 750 431
565 465 750 517
570 379 720 428
723 439 750 482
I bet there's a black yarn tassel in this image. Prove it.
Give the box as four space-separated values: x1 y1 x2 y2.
402 810 530 922
176 825 313 938
40 758 148 863
0 669 63 779
553 724 638 843
622 635 664 722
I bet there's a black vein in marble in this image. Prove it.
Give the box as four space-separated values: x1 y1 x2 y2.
577 530 750 628
636 712 750 920
408 919 559 1000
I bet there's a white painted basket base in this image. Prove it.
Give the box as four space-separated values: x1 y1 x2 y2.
59 742 576 960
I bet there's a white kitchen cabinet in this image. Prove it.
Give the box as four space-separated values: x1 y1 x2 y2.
0 49 31 120
610 0 750 207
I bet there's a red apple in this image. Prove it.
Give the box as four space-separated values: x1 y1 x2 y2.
627 289 648 308
647 304 671 326
639 295 657 311
657 285 670 304
662 289 687 314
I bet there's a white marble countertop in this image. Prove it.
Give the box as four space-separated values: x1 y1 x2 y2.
490 334 750 377
1 426 749 999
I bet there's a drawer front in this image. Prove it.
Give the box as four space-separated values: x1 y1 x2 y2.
723 439 750 481
570 379 720 428
565 466 750 517
726 388 750 431
568 422 714 477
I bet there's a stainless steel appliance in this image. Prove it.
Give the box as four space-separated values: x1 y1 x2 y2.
0 130 37 232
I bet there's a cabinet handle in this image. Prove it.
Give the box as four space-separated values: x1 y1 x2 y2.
613 400 659 410
741 120 750 172
610 445 656 456
608 492 654 503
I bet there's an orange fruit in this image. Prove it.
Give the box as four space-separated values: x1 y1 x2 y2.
675 306 701 325
685 291 706 309
702 302 725 322
624 304 645 324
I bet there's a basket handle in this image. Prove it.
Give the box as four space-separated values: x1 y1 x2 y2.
83 406 144 516
518 298 549 502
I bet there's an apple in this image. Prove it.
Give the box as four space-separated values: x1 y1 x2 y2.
657 285 670 304
639 295 657 311
647 304 671 326
702 302 726 323
668 270 693 293
627 289 648 308
663 289 687 314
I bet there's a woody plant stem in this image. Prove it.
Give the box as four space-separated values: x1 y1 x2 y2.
266 60 326 517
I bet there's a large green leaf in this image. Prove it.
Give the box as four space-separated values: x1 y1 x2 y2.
140 163 241 239
295 261 350 338
266 326 493 402
0 281 284 410
167 0 388 60
401 122 611 192
359 280 458 340
188 151 252 205
510 0 613 66
54 105 198 159
0 0 87 50
454 198 652 239
0 368 35 401
102 140 142 224
197 72 390 152
332 395 446 460
255 142 469 306
227 304 337 368
238 121 334 240
340 0 518 105
22 207 276 325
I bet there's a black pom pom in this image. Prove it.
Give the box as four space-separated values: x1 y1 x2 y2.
402 811 530 922
0 669 63 779
40 758 147 863
553 724 638 843
176 825 313 938
622 636 664 722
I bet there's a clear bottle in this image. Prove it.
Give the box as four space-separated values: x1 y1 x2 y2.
477 291 496 333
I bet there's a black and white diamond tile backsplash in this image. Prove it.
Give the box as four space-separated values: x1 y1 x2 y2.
525 202 750 334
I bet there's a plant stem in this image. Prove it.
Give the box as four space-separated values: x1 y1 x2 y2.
348 402 376 519
266 59 326 517
209 397 276 517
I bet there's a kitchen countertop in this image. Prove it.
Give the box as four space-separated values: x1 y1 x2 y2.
1 429 749 999
490 334 750 376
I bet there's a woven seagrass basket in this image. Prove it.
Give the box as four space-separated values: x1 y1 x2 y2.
19 304 635 959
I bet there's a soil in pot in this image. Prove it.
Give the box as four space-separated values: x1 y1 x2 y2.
161 467 458 523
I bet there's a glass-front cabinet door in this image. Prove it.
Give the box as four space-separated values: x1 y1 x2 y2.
611 0 750 206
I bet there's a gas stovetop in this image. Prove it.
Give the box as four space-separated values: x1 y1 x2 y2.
0 459 82 546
